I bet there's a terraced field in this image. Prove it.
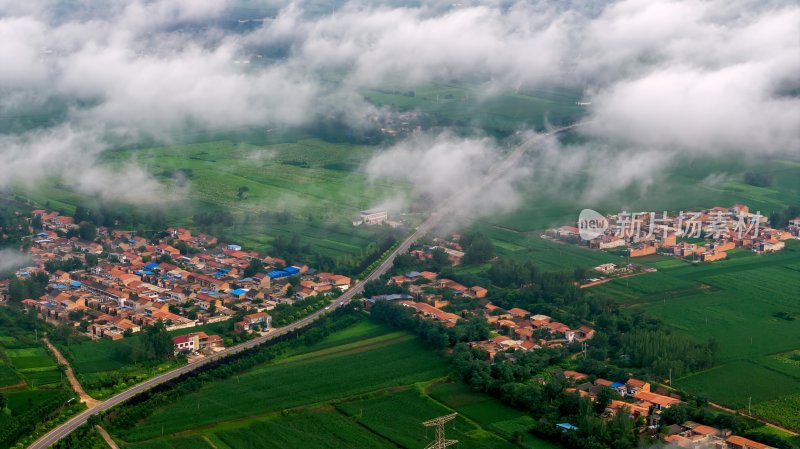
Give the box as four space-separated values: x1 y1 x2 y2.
112 320 554 449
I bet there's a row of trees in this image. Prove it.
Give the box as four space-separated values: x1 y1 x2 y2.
370 300 491 349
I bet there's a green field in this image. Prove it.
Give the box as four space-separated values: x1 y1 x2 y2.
468 223 623 271
1 334 61 389
16 134 403 259
57 337 180 400
0 363 23 388
577 240 800 430
364 83 586 133
0 307 78 447
427 382 559 449
110 320 552 449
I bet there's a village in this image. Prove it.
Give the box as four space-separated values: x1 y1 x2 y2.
2 209 353 357
0 208 792 449
547 204 798 267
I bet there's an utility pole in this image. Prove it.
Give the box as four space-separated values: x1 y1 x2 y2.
748 397 751 415
669 368 672 385
422 413 458 449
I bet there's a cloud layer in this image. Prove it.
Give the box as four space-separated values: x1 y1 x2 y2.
0 0 797 207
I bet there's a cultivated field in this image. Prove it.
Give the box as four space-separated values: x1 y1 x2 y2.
0 307 75 447
364 83 586 134
110 320 554 449
16 132 403 260
583 240 800 430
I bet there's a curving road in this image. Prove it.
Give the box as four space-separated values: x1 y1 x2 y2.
28 124 578 449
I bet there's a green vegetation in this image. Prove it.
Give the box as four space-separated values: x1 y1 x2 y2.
49 424 110 449
54 332 182 400
92 312 552 449
364 83 585 135
428 382 560 449
337 388 513 449
16 134 405 263
213 410 392 449
576 240 800 430
0 307 78 448
118 328 449 441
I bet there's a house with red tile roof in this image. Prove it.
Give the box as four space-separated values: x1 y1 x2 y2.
726 435 775 449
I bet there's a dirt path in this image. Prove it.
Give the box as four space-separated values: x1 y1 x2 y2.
42 336 101 408
95 425 121 449
201 435 219 449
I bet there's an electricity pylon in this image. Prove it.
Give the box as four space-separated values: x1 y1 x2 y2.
422 413 458 449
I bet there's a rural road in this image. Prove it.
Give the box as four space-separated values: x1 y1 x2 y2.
28 125 576 449
42 336 101 408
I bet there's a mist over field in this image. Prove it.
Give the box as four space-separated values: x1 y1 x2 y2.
0 0 797 210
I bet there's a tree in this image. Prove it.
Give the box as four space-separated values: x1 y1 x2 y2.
236 186 250 200
85 253 98 267
243 258 264 278
660 403 689 425
430 247 450 271
78 222 97 241
462 232 495 265
594 387 614 414
31 214 43 231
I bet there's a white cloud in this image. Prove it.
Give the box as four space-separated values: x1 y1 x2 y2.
0 249 32 273
0 0 797 207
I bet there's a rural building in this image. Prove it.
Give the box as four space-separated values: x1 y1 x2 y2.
629 244 656 257
173 333 198 354
354 208 388 226
726 435 775 449
235 312 272 333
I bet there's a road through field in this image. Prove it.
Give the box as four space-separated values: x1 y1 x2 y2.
27 125 577 449
42 336 101 408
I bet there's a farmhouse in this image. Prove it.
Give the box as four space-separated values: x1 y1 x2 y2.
726 435 775 449
354 208 388 226
400 300 460 326
235 312 272 333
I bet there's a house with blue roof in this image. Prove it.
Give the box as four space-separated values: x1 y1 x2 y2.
557 423 578 432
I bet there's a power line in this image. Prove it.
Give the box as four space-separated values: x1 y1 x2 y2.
422 413 458 449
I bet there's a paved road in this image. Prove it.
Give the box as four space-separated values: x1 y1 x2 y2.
28 125 577 449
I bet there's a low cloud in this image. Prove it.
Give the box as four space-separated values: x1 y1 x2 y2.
0 249 32 274
365 132 529 223
0 0 796 208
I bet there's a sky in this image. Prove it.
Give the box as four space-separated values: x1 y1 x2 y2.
0 0 797 210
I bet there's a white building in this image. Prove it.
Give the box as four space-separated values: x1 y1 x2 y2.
354 208 388 226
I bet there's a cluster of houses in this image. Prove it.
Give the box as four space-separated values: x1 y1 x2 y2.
370 109 424 137
549 204 796 263
388 270 488 300
409 234 468 266
561 374 776 449
7 210 352 355
472 306 595 357
369 269 595 357
366 270 488 327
